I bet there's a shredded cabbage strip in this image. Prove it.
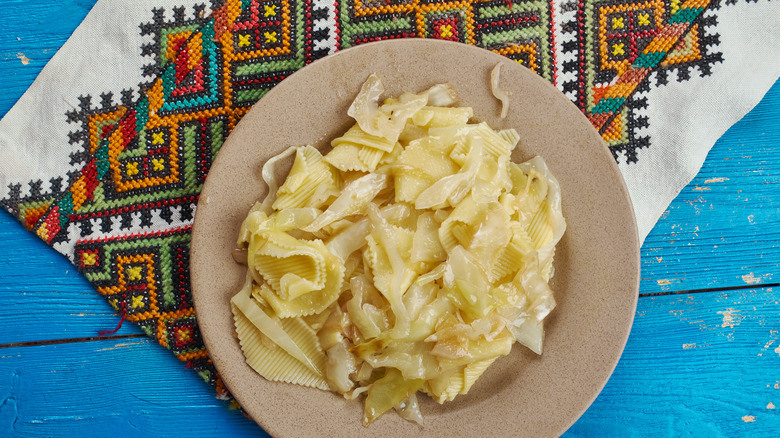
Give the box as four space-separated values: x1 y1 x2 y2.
231 74 566 426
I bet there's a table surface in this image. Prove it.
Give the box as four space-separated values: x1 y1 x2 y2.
1 1 779 436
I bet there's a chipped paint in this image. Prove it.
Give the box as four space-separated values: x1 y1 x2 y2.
768 403 776 410
16 52 30 65
775 345 780 357
95 340 146 352
704 177 729 183
748 215 756 225
742 272 773 284
684 196 706 205
742 273 761 284
717 308 740 328
758 339 776 357
657 279 673 286
742 415 756 423
682 343 709 349
692 186 711 191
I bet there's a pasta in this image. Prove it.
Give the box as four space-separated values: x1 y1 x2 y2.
232 73 566 426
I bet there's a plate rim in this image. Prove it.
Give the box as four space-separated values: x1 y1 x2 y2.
191 38 640 438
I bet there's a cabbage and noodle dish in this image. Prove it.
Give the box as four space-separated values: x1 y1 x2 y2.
230 73 566 426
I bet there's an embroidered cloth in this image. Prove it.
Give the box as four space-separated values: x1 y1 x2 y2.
0 0 778 395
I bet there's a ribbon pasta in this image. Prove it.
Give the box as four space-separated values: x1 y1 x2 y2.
231 73 566 426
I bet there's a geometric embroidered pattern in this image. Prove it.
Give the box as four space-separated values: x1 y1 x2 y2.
558 0 722 162
0 0 736 397
340 0 556 80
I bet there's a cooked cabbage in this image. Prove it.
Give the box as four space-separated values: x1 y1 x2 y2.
231 74 566 426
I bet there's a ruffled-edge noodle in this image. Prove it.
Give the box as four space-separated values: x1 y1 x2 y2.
231 73 566 427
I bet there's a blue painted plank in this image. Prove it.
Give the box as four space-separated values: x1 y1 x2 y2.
0 0 135 343
568 286 780 437
641 77 780 294
0 337 264 437
0 209 142 344
2 286 778 437
0 1 777 437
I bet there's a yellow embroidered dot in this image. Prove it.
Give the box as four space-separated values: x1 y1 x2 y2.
131 295 146 309
152 131 165 144
82 252 98 266
127 265 143 281
126 162 139 176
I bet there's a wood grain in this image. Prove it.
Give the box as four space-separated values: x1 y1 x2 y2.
0 0 779 436
0 210 142 344
641 79 780 294
570 286 780 437
0 337 263 437
1 286 777 437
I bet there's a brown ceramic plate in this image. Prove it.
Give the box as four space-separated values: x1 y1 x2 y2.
191 39 639 438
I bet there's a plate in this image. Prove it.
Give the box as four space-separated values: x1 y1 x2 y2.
191 39 639 438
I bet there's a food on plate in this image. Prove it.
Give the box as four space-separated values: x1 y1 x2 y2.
230 73 566 426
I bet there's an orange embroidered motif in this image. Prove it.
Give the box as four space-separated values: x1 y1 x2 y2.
662 24 703 66
98 253 160 323
36 223 49 240
493 44 540 74
597 0 665 75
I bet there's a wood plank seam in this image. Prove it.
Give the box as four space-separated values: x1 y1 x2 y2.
639 282 780 298
5 282 776 350
0 333 145 350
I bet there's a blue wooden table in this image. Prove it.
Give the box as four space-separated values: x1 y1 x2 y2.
1 1 778 436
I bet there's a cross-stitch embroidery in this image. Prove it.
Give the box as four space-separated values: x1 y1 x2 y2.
0 0 735 397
